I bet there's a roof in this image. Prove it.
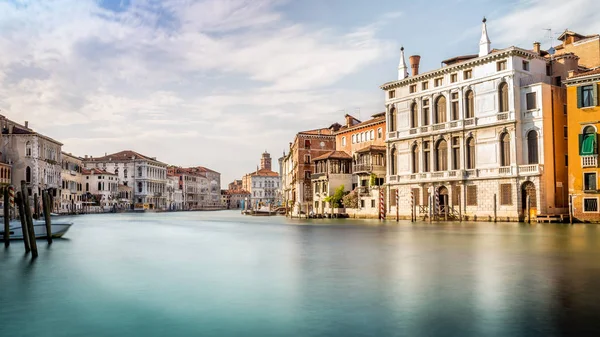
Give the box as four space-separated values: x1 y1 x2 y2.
85 150 166 165
224 189 251 195
82 168 116 175
442 54 478 66
557 30 588 41
298 127 335 136
246 168 279 177
335 115 386 134
568 67 600 79
312 151 352 161
355 145 386 154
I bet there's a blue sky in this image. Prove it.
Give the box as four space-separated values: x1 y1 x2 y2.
1 0 599 184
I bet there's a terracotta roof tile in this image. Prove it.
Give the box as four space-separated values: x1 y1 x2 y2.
570 68 600 79
86 150 165 165
246 168 279 177
312 150 352 161
82 168 116 175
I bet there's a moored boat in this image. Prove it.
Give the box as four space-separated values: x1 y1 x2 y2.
1 219 73 240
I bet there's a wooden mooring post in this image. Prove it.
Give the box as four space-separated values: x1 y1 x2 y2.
444 195 448 221
20 181 38 258
3 187 10 246
15 192 31 252
493 194 497 223
33 193 39 220
458 193 462 222
568 194 573 225
42 190 52 244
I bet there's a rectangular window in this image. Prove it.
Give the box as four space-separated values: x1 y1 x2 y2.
371 199 375 208
314 201 318 209
409 84 417 93
563 104 567 116
464 70 472 80
452 137 460 170
423 189 430 206
341 137 346 146
500 184 512 205
450 74 458 83
526 92 537 110
434 78 443 87
352 134 356 144
304 140 311 149
564 126 568 139
546 64 552 76
583 198 599 212
522 60 530 71
452 188 460 206
579 85 597 108
584 172 597 191
423 141 431 172
390 189 397 206
422 81 429 90
451 92 459 120
497 61 507 71
304 170 311 179
361 200 365 208
565 155 568 166
389 90 396 99
412 188 420 206
304 155 311 164
422 99 430 125
466 185 477 206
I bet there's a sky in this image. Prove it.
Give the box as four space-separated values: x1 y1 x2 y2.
1 0 600 185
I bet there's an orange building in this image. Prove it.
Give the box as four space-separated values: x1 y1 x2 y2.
565 69 600 222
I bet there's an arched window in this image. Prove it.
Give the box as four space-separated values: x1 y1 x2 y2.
370 130 374 140
377 128 382 139
25 166 31 183
527 130 539 164
499 82 509 112
341 137 346 146
98 182 102 191
435 139 448 171
411 144 419 173
410 103 418 128
138 182 143 193
352 134 356 144
580 125 598 156
390 148 397 175
465 90 474 118
435 96 447 124
25 141 32 157
114 168 119 176
86 183 89 192
389 107 397 132
466 137 475 169
138 166 142 177
500 133 511 166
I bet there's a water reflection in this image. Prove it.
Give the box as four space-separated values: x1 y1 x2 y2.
0 212 599 336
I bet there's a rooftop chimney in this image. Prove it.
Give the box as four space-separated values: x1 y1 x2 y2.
24 121 29 128
409 55 421 76
345 114 353 127
533 42 541 54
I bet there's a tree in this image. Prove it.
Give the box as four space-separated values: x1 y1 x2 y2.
342 190 358 208
369 173 377 186
330 185 346 208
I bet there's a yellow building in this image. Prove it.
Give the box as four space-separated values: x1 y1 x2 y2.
565 69 600 222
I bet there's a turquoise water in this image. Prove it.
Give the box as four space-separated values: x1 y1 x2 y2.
1 211 599 337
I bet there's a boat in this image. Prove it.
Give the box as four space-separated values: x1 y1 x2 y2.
0 219 73 240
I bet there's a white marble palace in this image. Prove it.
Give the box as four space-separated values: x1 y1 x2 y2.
382 19 571 221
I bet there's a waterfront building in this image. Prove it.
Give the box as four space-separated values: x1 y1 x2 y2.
166 173 183 210
243 152 280 208
193 166 222 207
228 179 243 191
0 116 62 210
381 19 575 221
60 152 84 214
82 168 119 211
311 151 353 215
226 189 251 209
83 150 168 210
167 167 203 210
335 113 387 218
565 69 600 222
280 127 338 215
117 184 133 210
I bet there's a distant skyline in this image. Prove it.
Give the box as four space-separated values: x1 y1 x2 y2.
1 0 600 184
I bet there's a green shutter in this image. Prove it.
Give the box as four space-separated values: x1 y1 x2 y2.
595 84 599 106
581 134 597 155
577 86 583 108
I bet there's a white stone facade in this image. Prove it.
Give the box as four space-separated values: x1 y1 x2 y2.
60 152 84 213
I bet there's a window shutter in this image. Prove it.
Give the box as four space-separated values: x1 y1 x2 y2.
579 134 584 155
577 86 582 108
594 84 599 106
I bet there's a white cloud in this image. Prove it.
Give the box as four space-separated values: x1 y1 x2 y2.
0 0 393 183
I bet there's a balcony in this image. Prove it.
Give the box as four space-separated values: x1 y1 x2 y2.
582 155 598 168
311 172 327 180
391 164 543 183
353 164 386 175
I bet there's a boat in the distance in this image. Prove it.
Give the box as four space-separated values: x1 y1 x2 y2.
1 218 73 240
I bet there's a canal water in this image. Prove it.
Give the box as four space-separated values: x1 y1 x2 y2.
1 211 599 337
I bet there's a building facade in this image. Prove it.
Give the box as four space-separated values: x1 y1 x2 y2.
311 151 353 215
1 116 62 211
243 152 280 208
565 69 600 222
60 152 84 214
382 19 572 221
166 174 184 210
83 150 168 210
280 127 338 215
82 168 119 211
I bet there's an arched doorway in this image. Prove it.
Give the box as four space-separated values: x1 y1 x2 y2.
438 186 449 216
521 181 537 217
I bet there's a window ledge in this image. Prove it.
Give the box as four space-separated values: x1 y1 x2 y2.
524 108 540 113
580 106 597 110
583 190 599 194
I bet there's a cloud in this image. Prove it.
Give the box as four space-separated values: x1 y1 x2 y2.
0 0 394 183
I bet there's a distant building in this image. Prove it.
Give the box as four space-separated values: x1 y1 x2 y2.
83 150 168 210
60 152 84 214
228 179 243 191
0 116 62 211
82 168 119 211
243 152 280 208
166 174 183 210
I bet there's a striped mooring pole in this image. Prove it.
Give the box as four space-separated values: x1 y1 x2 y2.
8 186 15 209
435 187 440 219
379 188 385 220
396 189 399 222
410 190 414 222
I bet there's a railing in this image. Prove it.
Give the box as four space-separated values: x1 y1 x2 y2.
393 165 542 183
353 164 386 174
409 128 418 135
497 112 509 121
311 172 327 179
463 118 476 126
387 131 398 139
582 155 598 168
432 123 446 131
